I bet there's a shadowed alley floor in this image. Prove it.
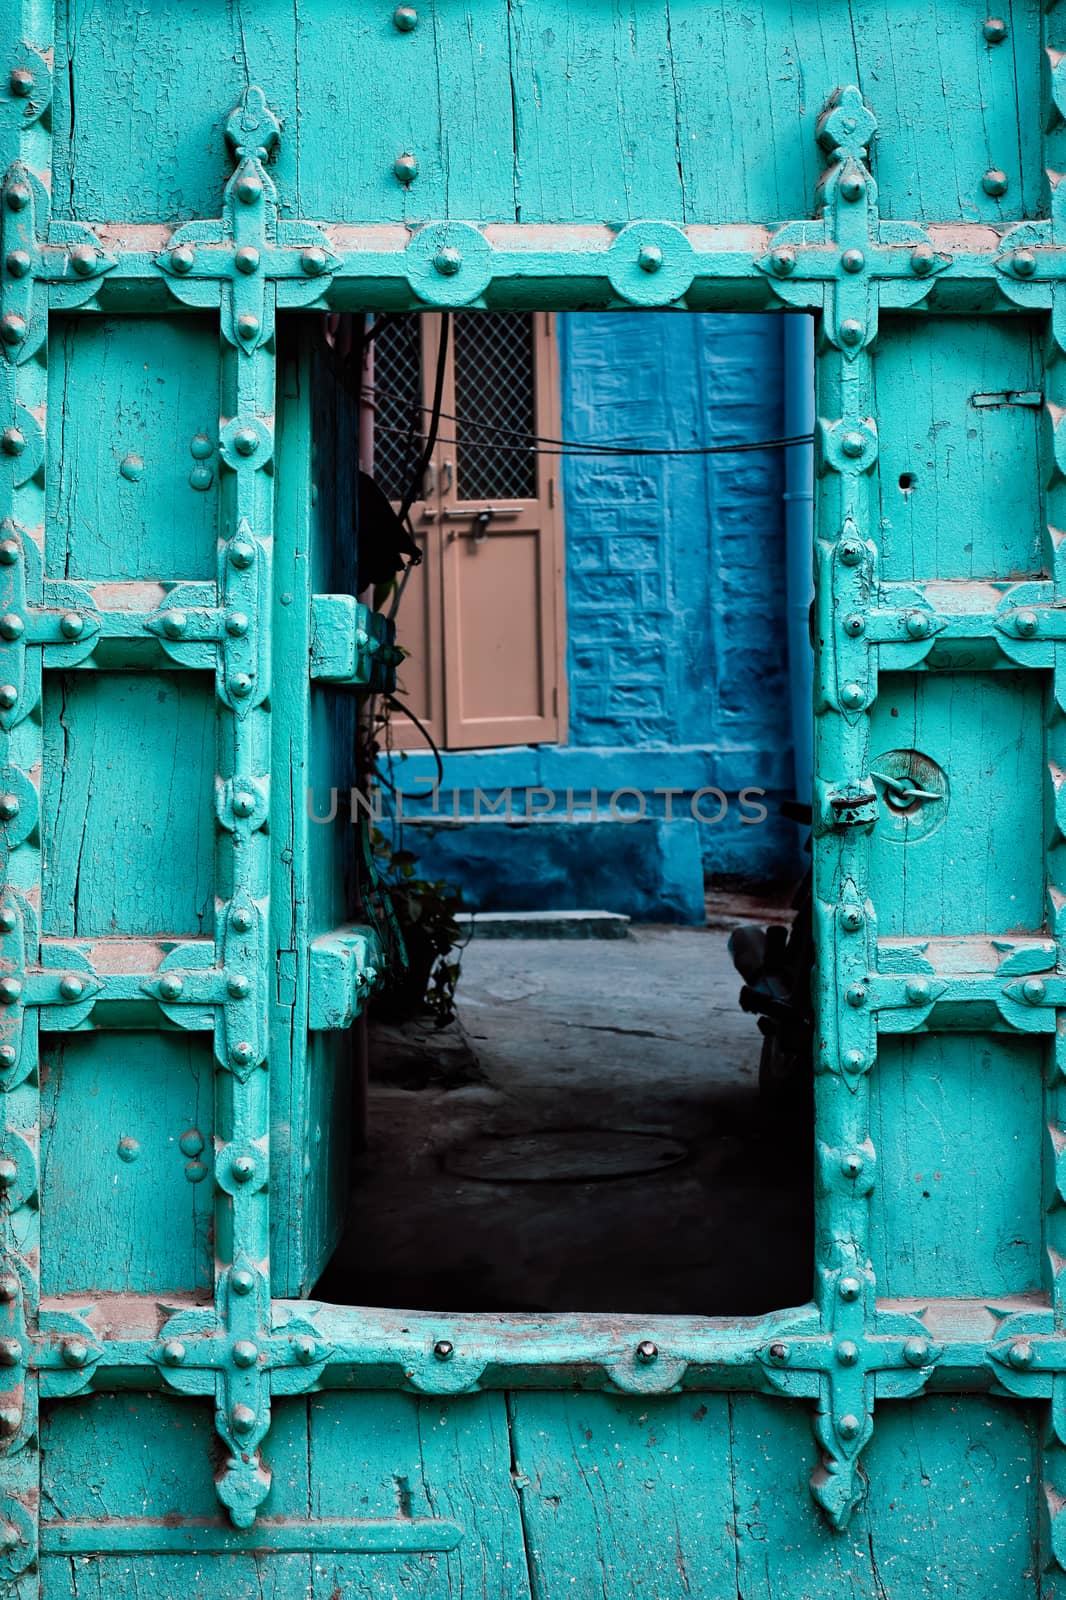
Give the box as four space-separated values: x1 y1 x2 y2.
316 926 813 1316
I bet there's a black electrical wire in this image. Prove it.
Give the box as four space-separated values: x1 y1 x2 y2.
372 418 814 459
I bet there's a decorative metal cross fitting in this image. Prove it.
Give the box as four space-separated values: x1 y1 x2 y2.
0 164 115 365
156 88 340 354
152 1256 332 1527
757 86 950 354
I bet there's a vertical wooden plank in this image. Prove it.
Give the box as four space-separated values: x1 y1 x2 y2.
869 1034 1045 1298
508 1392 738 1599
309 1391 533 1599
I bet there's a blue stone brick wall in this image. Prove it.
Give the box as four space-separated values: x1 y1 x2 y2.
381 311 804 922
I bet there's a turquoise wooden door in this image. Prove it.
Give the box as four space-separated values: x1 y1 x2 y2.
0 1 1060 1596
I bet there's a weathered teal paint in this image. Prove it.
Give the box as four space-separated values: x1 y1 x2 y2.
0 0 1057 1594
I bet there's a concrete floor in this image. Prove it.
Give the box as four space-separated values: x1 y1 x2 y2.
317 927 813 1316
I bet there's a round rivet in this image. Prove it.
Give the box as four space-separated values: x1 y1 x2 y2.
0 1407 20 1437
226 612 249 637
0 979 20 1005
768 1341 790 1365
231 1403 257 1435
301 247 328 276
184 1160 207 1184
234 246 260 275
394 5 418 28
838 1413 862 1440
61 1338 89 1369
189 433 213 460
1023 977 1046 1005
433 1339 454 1361
636 1339 658 1364
839 681 865 710
841 249 865 273
4 252 30 279
1012 250 1037 278
231 1040 255 1066
58 976 84 1002
433 248 462 277
232 791 256 819
117 1136 139 1163
0 1160 17 1189
234 173 263 205
840 905 864 933
906 979 931 1005
836 1341 860 1366
227 973 250 999
839 1275 862 1302
0 1340 21 1367
983 16 1008 42
1016 610 1039 637
0 908 16 934
228 672 253 698
58 612 84 641
233 428 259 457
0 1048 15 1069
231 1267 254 1296
158 974 184 1002
231 906 254 933
839 318 863 346
169 245 195 275
903 1336 930 1367
119 454 143 482
1009 1338 1033 1369
839 538 864 566
843 613 865 637
161 1339 186 1367
70 244 97 277
0 316 25 347
231 1154 256 1184
0 615 22 642
178 1128 203 1158
840 1152 864 1180
230 541 255 568
233 1340 258 1368
0 430 24 458
910 243 935 275
394 153 419 184
905 611 931 639
236 314 259 341
0 1276 18 1303
0 796 17 823
839 173 865 202
295 1335 318 1364
770 247 796 277
8 69 33 98
189 465 213 491
637 245 663 274
982 169 1008 198
5 184 30 213
161 610 188 639
845 983 867 1008
841 431 866 459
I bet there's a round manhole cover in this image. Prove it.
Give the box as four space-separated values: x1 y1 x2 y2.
442 1130 688 1184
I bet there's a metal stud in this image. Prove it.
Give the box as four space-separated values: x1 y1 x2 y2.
840 1151 864 1180
227 974 250 999
903 1336 930 1367
226 612 249 637
231 906 254 934
840 248 865 273
184 1160 207 1184
119 455 143 482
394 5 418 28
231 1154 256 1184
170 245 195 275
0 615 22 642
229 540 255 568
231 1040 255 1067
236 314 259 341
4 252 29 279
910 243 935 275
295 1335 318 1365
0 796 18 823
8 70 33 99
905 611 931 639
433 1339 454 1361
637 245 663 274
845 983 867 1008
59 612 84 639
0 980 21 1006
178 1128 204 1158
839 681 865 710
0 1340 21 1367
838 318 863 346
0 908 16 934
228 672 253 698
1022 977 1046 1005
1008 1339 1033 1369
234 174 263 205
840 905 864 933
836 1341 860 1366
58 976 84 1002
61 1338 89 1369
433 248 462 277
234 246 260 275
0 1406 21 1437
838 1275 862 1302
770 247 796 277
982 169 1008 197
1016 610 1039 637
5 185 30 213
0 316 25 347
0 1277 18 1304
906 979 931 1005
231 1403 257 1435
0 1160 16 1189
768 1341 790 1365
837 1414 862 1440
117 1136 139 1163
70 244 97 277
839 173 865 202
162 1339 186 1367
839 538 864 566
233 1340 259 1368
0 431 24 458
301 247 328 276
161 610 188 639
1012 250 1036 278
636 1339 658 1364
231 791 256 819
158 974 184 1002
983 16 1008 42
394 153 419 185
841 432 866 459
0 1048 14 1069
233 428 259 457
231 1268 255 1296
843 612 866 639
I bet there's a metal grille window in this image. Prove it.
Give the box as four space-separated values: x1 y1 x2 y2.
453 312 538 501
372 313 424 501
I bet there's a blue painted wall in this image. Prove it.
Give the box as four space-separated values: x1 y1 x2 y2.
383 312 804 923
